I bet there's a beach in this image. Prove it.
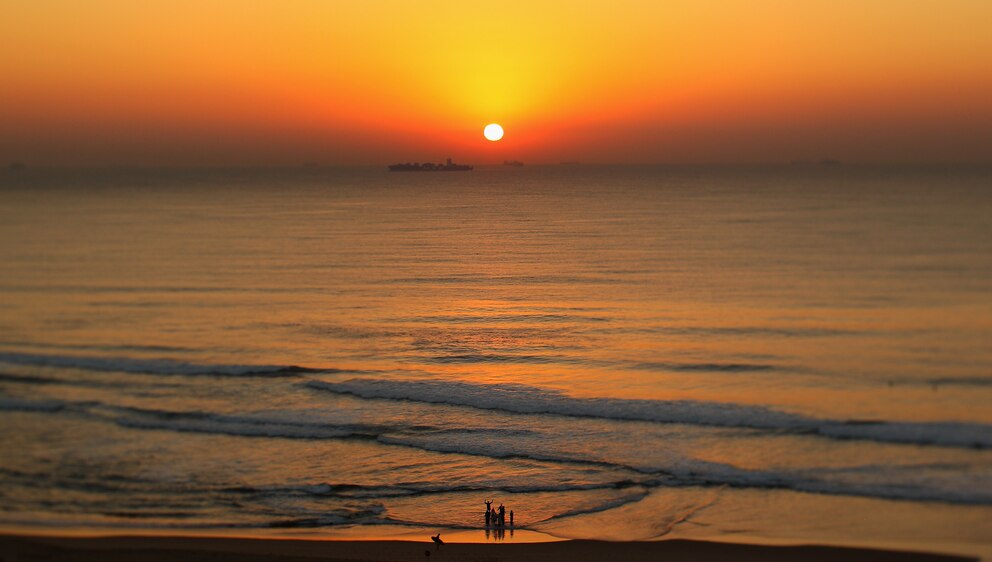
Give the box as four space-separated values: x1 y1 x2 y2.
0 533 979 562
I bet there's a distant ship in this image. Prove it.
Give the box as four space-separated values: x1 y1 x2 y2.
388 158 472 172
503 160 524 167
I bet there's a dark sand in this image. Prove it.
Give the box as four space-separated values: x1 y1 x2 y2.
0 534 977 562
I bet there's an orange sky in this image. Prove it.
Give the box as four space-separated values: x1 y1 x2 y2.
2 1 991 165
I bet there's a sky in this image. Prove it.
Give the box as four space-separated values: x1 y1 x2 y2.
2 0 991 165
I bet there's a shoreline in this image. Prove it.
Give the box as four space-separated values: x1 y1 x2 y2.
0 532 978 562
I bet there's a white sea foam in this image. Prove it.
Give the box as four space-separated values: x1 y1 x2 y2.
307 378 992 449
3 394 989 505
380 433 992 504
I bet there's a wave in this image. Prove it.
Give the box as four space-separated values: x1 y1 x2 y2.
381 432 992 505
113 410 367 440
533 491 652 524
0 352 320 377
0 372 140 389
0 340 197 353
0 397 384 440
0 372 64 385
4 396 989 505
108 403 551 442
230 479 651 500
0 397 67 412
0 396 543 446
263 505 388 528
0 506 391 530
306 378 992 449
928 377 992 388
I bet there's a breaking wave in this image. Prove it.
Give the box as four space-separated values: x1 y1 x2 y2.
3 395 990 505
307 378 992 449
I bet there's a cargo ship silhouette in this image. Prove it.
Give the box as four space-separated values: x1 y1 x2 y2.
388 158 473 171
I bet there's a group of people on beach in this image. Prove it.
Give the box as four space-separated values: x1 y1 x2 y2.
483 498 513 528
428 498 515 550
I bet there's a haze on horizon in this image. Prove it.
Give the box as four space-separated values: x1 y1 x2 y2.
2 0 991 166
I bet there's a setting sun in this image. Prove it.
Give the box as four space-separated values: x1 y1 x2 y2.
484 123 504 142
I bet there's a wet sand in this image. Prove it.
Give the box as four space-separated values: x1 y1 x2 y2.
0 533 977 562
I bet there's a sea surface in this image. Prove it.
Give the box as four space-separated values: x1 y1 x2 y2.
0 165 990 557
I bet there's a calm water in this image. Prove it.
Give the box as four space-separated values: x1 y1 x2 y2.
0 166 990 556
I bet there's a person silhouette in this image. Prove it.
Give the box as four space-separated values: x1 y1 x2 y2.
510 509 514 526
498 504 505 527
431 533 444 550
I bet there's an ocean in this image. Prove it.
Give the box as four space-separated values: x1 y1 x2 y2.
0 165 990 556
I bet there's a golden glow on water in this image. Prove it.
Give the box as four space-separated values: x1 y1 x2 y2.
2 169 990 422
0 167 990 548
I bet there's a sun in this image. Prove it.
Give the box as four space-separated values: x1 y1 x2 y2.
484 123 504 142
